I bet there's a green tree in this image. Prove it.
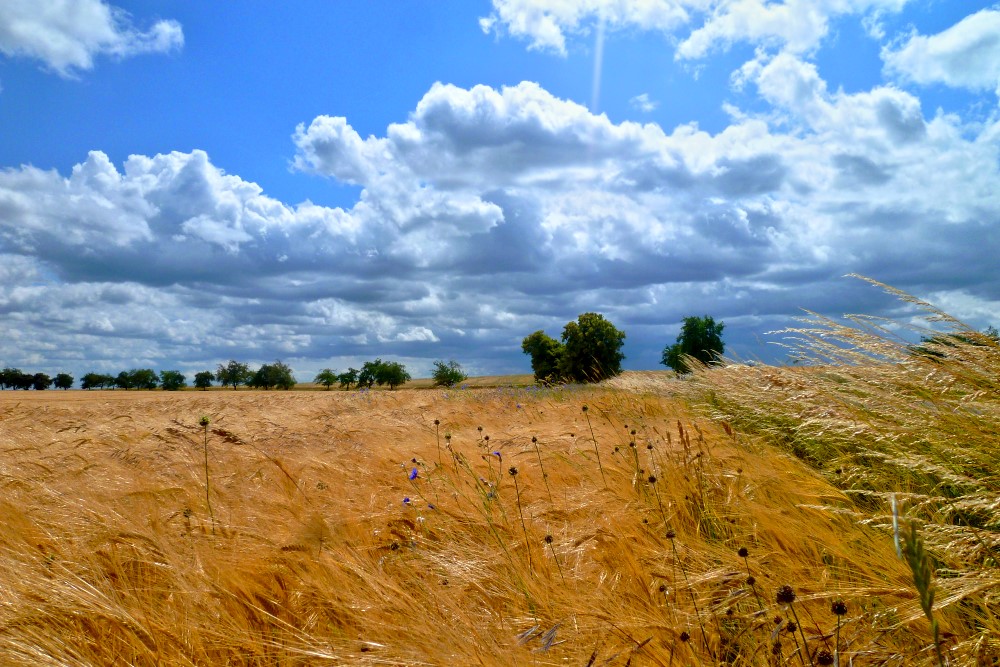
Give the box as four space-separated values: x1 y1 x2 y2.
376 361 411 390
559 313 626 383
431 360 467 387
338 368 359 389
193 371 215 390
314 368 338 390
31 373 52 390
53 373 74 390
0 367 23 390
662 315 725 373
81 372 113 389
521 330 565 384
358 359 383 389
159 370 187 391
216 360 251 390
131 368 159 390
250 360 296 390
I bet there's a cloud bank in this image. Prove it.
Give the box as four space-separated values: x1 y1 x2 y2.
2 65 998 378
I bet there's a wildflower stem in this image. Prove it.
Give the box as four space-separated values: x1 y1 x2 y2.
200 416 215 535
583 406 607 488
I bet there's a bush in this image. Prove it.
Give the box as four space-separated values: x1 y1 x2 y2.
314 368 338 389
521 331 565 384
559 313 626 382
431 360 467 387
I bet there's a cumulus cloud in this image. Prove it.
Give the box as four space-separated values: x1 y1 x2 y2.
481 0 911 58
883 9 1000 95
0 0 182 76
1 76 998 378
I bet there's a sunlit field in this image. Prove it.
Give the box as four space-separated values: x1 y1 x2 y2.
1 288 997 665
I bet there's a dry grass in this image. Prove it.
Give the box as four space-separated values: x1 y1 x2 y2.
613 278 1000 665
1 367 979 665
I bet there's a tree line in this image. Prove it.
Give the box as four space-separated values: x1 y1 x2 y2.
3 314 729 391
0 368 74 390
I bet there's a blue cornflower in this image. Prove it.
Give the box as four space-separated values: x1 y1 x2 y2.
403 497 411 505
493 451 502 462
409 467 419 480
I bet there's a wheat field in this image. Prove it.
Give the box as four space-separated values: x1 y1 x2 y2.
2 282 999 666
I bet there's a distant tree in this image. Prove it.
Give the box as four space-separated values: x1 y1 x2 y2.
558 313 626 383
31 373 52 390
376 361 411 390
115 371 134 390
53 373 74 390
662 315 725 373
81 372 110 389
0 367 23 390
521 331 565 384
250 360 296 390
159 370 187 391
314 368 338 390
358 359 383 389
193 371 215 390
216 360 251 390
131 368 159 390
337 368 359 390
431 360 467 387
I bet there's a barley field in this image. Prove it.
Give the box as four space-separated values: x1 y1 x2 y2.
0 289 997 665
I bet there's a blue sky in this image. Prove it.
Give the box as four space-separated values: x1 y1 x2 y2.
1 1 998 382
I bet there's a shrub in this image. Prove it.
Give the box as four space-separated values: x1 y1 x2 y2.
431 360 467 387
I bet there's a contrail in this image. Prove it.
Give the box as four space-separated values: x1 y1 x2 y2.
590 16 605 113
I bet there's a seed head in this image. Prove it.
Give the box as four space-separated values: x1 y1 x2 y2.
738 547 749 558
199 416 210 427
508 466 518 477
776 585 796 604
831 599 848 616
477 426 483 432
629 441 636 448
646 443 653 450
544 534 553 544
665 528 676 539
630 429 636 435
786 621 797 633
679 631 690 643
746 575 756 586
531 436 537 443
817 650 834 666
484 435 490 442
445 433 451 440
658 584 666 592
647 475 657 484
434 419 440 425
581 405 588 412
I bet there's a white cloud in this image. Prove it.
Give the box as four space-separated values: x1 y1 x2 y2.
0 0 182 76
481 0 911 58
883 9 1000 95
481 0 690 55
630 93 659 112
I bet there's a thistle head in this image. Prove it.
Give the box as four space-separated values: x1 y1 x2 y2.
508 466 518 477
831 599 848 616
776 585 796 604
817 650 834 666
738 547 749 558
199 415 210 427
